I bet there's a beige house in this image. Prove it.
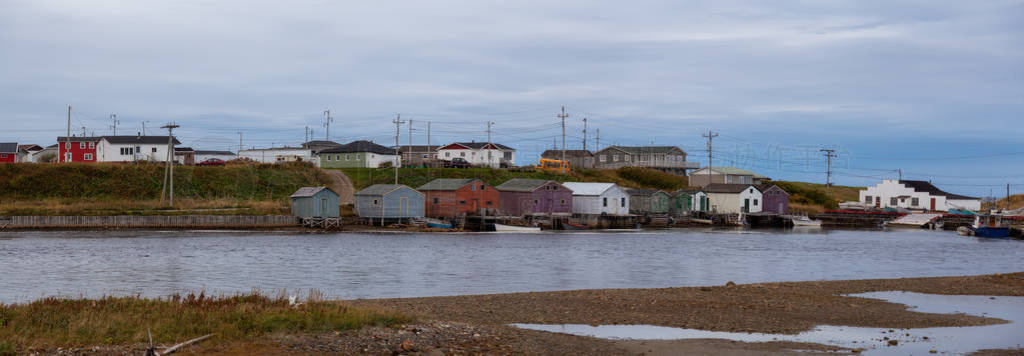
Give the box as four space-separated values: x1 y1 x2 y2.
704 184 763 214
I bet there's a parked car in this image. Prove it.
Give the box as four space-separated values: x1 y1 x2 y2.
443 157 472 168
196 158 225 166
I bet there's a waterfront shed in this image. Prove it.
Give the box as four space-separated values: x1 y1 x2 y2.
561 182 630 215
290 186 340 218
756 184 790 214
354 184 424 219
670 189 708 214
703 184 762 214
626 189 671 215
418 178 500 218
494 178 573 216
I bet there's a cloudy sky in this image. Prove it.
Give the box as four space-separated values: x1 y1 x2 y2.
2 1 1022 195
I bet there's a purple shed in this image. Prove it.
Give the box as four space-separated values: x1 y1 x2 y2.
495 178 573 216
757 184 790 214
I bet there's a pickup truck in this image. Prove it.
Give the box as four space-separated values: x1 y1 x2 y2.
443 158 473 168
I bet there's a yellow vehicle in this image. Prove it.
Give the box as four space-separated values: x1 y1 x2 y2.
536 158 571 174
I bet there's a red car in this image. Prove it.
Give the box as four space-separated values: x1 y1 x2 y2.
196 158 225 166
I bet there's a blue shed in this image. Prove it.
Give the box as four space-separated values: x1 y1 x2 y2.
355 184 425 219
290 186 340 218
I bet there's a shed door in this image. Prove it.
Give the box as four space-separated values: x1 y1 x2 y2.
400 197 408 215
743 198 750 213
930 198 936 211
321 198 328 216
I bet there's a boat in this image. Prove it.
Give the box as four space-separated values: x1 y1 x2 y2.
689 218 713 225
561 222 591 230
965 215 1011 238
493 223 541 232
791 215 823 227
424 218 454 229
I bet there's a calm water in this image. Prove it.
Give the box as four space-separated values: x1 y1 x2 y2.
0 229 1022 303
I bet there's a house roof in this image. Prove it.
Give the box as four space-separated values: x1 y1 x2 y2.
445 142 514 150
56 136 102 142
398 145 440 153
174 147 194 152
319 140 395 155
541 150 593 158
18 144 43 152
671 189 705 196
0 143 17 153
899 180 977 200
599 146 684 155
693 166 768 178
626 189 664 196
703 183 758 194
290 186 337 198
495 178 555 192
101 135 182 145
194 150 236 155
561 182 617 196
356 184 421 196
756 184 789 195
418 178 478 191
303 140 342 147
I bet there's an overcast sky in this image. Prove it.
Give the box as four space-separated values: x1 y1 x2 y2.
1 1 1021 195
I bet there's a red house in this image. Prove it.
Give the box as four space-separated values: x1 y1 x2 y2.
0 143 17 163
56 136 100 163
418 178 499 218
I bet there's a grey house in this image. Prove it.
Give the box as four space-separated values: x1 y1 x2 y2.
290 187 340 218
355 184 425 219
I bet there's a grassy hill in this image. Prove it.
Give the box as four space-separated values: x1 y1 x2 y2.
339 166 691 192
984 194 1024 211
772 181 862 213
0 162 331 215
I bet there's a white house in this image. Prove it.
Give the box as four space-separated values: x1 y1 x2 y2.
96 135 181 163
704 184 762 214
859 180 981 211
194 150 237 163
436 142 515 168
238 147 316 165
561 182 630 215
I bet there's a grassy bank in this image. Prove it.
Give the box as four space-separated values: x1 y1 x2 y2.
984 194 1024 211
0 292 410 354
339 166 690 191
0 162 332 216
773 181 861 213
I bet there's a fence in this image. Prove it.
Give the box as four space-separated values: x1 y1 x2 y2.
0 215 300 229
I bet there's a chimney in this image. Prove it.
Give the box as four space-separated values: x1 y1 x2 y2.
137 132 141 140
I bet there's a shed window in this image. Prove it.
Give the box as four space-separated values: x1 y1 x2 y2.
459 200 466 204
890 197 898 206
599 155 606 162
152 147 157 153
486 201 492 205
479 184 485 190
561 199 566 205
470 185 475 191
754 199 759 206
603 197 608 207
534 199 539 205
621 197 626 207
911 198 919 206
373 199 379 205
327 155 332 161
345 154 351 161
433 198 439 204
864 195 871 203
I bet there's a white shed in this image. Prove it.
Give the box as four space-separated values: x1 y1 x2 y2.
561 182 630 215
704 184 763 214
859 180 980 211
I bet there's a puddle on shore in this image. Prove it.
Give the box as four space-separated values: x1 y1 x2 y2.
512 291 1024 355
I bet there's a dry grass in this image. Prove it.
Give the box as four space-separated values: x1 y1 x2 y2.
983 194 1024 211
0 290 411 354
788 202 825 214
0 198 288 216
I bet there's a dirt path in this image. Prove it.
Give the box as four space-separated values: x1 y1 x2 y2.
323 169 354 204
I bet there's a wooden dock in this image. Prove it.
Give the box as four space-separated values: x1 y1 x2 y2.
0 215 300 229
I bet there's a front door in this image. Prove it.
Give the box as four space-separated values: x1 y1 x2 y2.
930 198 936 211
743 198 750 213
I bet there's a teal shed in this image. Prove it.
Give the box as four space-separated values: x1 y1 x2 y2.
355 184 425 219
290 186 340 218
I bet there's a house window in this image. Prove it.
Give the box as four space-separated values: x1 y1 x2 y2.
84 153 93 160
460 152 465 157
459 200 466 204
79 142 86 149
486 201 492 205
373 199 379 205
152 147 157 153
603 197 608 207
89 142 95 149
65 152 72 161
335 155 339 161
890 197 898 206
65 142 71 149
345 154 351 161
433 198 439 204
624 154 630 161
621 197 626 207
0 154 5 158
749 189 754 193
445 152 451 157
534 199 539 205
479 184 485 190
754 199 759 206
561 199 566 205
864 195 871 203
421 154 428 158
613 155 619 162
357 154 362 159
470 185 475 191
912 198 919 206
327 155 332 161
599 155 606 162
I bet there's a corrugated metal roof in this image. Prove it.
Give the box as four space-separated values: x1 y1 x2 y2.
704 183 757 194
418 178 477 191
320 140 395 155
0 142 17 153
356 184 414 196
495 178 551 192
562 182 616 196
290 186 336 198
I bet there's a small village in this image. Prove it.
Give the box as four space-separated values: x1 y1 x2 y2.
2 132 1020 237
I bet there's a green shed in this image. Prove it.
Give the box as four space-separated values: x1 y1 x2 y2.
627 189 671 214
290 186 340 218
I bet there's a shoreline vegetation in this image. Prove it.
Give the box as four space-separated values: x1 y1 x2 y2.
0 163 861 217
2 273 1021 355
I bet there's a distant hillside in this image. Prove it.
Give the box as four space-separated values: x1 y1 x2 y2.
339 167 690 192
984 194 1024 211
770 181 862 213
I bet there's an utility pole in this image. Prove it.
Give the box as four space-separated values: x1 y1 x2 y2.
486 121 495 168
427 121 431 161
109 113 118 135
702 131 718 185
65 105 71 163
557 106 568 166
392 114 405 184
820 149 837 196
898 168 902 180
322 110 333 141
81 126 87 137
582 118 587 151
595 128 600 152
1008 183 1012 211
305 126 310 145
142 121 149 136
237 132 243 154
408 119 413 167
160 123 180 206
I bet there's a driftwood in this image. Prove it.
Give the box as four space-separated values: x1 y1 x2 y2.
145 333 215 356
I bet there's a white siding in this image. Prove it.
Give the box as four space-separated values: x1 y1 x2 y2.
568 184 630 215
858 180 980 211
195 153 237 162
97 140 175 163
238 148 315 165
436 148 515 168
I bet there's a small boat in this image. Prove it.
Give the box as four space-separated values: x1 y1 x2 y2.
562 222 591 230
962 215 1012 238
424 218 453 229
493 223 541 232
689 218 713 225
791 216 823 227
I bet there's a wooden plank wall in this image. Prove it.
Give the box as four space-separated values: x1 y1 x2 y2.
2 215 300 229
